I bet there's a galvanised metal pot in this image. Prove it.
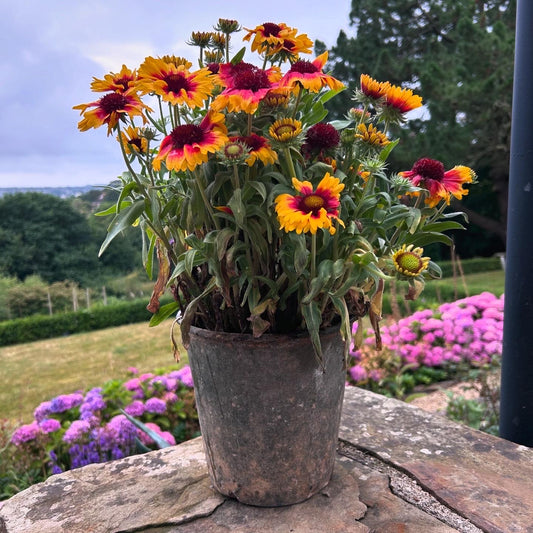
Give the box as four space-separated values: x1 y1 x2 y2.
187 325 346 507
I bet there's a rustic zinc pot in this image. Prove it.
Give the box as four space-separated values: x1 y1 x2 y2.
186 325 346 507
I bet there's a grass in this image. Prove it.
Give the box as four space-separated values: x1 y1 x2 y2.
1 268 505 425
0 320 187 424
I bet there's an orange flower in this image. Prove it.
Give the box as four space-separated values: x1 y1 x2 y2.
211 62 281 114
360 74 390 100
400 158 476 207
275 173 345 235
279 52 344 93
137 57 214 108
383 84 423 114
73 89 150 135
90 64 137 93
153 110 228 172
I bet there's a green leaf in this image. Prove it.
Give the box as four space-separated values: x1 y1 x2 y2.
422 221 466 232
149 300 180 326
378 138 399 162
98 200 145 257
301 301 323 365
407 232 453 247
120 410 172 448
95 201 130 217
231 46 246 64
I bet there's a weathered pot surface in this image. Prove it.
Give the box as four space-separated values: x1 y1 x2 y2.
187 326 346 507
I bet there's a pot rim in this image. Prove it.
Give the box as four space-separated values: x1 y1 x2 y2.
188 324 343 346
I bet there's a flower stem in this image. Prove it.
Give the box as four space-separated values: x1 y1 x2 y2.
284 147 297 179
195 169 220 230
311 232 317 279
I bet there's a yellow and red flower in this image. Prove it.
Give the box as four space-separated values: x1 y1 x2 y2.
153 110 228 172
73 88 150 135
355 123 390 148
360 74 390 100
90 64 137 93
383 84 423 114
137 57 214 108
275 173 345 235
400 158 476 207
231 134 278 166
392 245 430 277
117 125 148 155
211 62 281 114
268 118 303 145
279 52 344 93
243 22 311 57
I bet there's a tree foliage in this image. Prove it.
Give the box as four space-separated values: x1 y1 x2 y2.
322 0 515 253
0 192 140 285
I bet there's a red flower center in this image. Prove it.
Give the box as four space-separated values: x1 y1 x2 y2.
165 73 192 94
128 138 144 152
232 64 270 91
290 61 319 74
240 134 265 151
300 194 325 214
261 22 281 37
115 77 132 91
170 124 204 148
412 158 445 182
99 93 129 113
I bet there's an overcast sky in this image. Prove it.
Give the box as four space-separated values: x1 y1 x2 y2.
0 1 352 189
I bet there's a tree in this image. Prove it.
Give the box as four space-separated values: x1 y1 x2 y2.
322 0 515 253
0 193 98 284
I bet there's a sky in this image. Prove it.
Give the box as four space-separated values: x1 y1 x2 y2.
0 1 353 189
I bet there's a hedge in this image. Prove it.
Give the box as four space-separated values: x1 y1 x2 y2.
0 300 158 347
438 256 502 278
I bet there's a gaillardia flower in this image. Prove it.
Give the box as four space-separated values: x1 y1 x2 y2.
137 57 214 108
117 126 148 155
73 89 150 135
280 52 344 93
359 74 390 101
400 158 476 207
211 62 281 114
301 123 340 160
153 110 228 172
392 245 430 277
234 134 278 166
383 84 423 114
90 65 137 93
355 123 390 148
243 22 311 57
268 118 303 145
275 173 345 235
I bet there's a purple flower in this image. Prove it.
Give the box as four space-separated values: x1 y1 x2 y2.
39 418 61 434
63 420 91 443
349 365 367 382
50 393 84 413
11 421 41 446
170 365 194 388
34 401 52 423
124 400 145 417
145 397 167 414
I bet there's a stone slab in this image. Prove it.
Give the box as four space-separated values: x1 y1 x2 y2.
0 437 225 533
340 387 533 533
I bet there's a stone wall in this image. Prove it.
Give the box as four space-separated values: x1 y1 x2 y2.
1 387 532 532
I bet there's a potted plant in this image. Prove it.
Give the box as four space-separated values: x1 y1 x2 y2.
74 18 476 506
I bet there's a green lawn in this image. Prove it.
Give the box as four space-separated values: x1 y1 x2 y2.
0 320 186 423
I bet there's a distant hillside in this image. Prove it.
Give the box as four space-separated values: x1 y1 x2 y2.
0 185 102 199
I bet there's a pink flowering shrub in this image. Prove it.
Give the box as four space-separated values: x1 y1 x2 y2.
8 366 198 481
348 292 503 396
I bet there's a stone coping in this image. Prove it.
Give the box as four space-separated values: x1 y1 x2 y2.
1 387 532 533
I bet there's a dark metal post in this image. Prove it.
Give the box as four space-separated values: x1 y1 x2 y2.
500 0 533 445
